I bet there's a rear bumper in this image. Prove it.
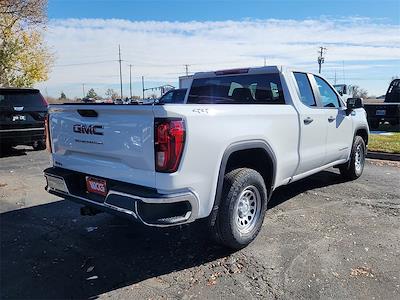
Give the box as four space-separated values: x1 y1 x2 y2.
0 127 45 145
44 167 199 227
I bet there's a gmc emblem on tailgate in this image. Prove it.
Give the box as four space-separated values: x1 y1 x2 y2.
73 124 104 135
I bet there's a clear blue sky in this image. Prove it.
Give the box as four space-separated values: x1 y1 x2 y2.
49 0 399 23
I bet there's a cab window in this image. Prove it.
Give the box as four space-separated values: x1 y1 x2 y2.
293 72 316 107
314 76 340 108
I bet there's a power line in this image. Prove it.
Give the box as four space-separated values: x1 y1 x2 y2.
53 60 116 67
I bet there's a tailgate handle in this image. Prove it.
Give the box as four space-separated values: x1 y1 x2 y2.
77 109 98 117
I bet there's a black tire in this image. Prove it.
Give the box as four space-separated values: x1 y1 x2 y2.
339 136 366 180
210 168 267 250
32 140 46 151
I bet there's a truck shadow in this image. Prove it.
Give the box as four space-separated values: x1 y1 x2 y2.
268 169 345 209
1 169 343 299
0 146 32 158
0 201 231 299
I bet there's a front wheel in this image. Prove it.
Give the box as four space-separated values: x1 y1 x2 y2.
210 168 267 250
339 136 366 180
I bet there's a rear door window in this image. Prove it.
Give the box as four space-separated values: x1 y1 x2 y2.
293 72 316 107
187 73 285 104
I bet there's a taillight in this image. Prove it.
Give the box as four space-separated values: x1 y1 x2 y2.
45 114 52 153
154 118 185 173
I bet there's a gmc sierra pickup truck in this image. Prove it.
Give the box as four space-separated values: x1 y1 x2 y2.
44 66 369 249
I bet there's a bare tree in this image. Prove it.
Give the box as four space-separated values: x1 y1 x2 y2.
0 0 47 30
105 88 119 100
351 85 368 99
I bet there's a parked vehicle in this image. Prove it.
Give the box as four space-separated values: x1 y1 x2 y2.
44 66 368 249
158 88 187 104
0 88 47 151
179 75 193 89
364 79 400 129
333 84 354 102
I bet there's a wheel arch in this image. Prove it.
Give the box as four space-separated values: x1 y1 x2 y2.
208 140 277 225
355 126 369 146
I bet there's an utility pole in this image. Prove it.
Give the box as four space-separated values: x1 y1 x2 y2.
142 76 145 100
82 83 85 98
118 45 123 99
129 64 133 99
317 46 327 74
184 64 190 76
334 70 337 84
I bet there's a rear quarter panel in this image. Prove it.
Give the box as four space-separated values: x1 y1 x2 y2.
153 104 299 218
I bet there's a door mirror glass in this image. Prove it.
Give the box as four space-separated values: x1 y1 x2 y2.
347 97 363 109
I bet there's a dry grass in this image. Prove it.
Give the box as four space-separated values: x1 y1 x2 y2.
369 133 400 154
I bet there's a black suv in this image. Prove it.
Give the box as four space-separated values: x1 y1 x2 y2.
0 88 48 150
158 88 187 104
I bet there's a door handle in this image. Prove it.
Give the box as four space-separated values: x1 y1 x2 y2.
303 117 313 125
328 116 336 122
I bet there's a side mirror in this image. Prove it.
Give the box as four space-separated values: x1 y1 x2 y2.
346 97 363 113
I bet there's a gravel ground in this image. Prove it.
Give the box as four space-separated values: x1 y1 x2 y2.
1 147 399 300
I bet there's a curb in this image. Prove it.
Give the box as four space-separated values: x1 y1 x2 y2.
367 151 400 161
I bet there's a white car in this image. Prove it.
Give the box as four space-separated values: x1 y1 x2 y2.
44 66 369 249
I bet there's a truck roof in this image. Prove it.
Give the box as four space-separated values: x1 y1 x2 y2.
193 66 284 79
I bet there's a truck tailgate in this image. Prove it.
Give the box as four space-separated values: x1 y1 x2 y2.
49 105 155 187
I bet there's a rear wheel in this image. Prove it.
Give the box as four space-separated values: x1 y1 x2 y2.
210 168 267 250
339 136 366 180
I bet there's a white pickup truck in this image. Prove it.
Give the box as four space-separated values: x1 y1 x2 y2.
44 66 369 249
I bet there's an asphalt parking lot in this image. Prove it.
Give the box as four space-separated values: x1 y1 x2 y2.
1 147 399 299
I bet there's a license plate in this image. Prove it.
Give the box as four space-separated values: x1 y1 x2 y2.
86 176 107 196
376 110 386 116
12 115 26 121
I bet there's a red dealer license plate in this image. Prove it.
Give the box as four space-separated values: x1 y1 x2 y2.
86 176 107 196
